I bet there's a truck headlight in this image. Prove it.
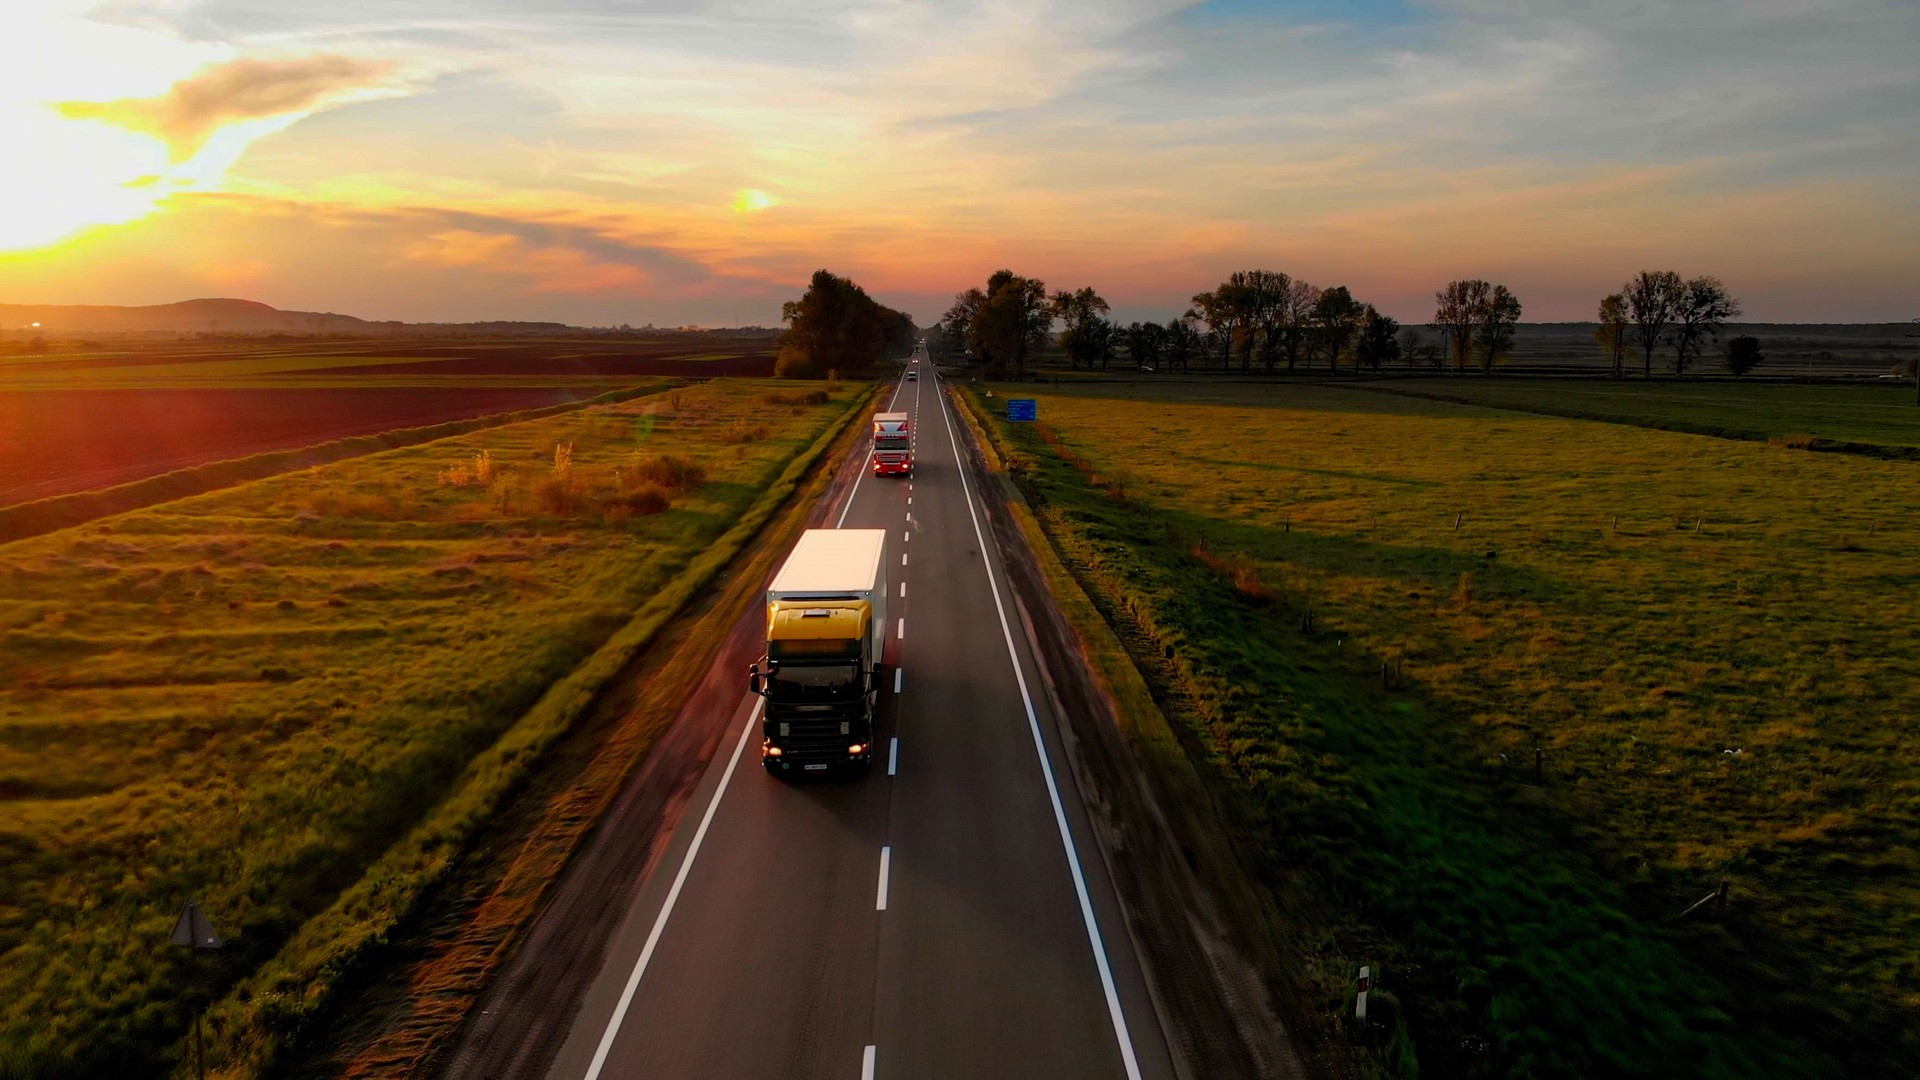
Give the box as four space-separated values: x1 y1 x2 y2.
849 743 866 755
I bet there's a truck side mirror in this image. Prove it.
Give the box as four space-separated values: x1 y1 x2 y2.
748 663 763 696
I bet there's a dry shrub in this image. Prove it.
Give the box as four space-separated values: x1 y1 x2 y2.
618 452 706 492
1190 539 1275 606
1769 433 1821 451
622 484 673 516
537 442 583 513
757 390 830 407
721 421 772 443
536 478 583 514
437 449 495 487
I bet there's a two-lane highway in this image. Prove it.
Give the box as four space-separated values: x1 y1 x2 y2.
538 346 1176 1080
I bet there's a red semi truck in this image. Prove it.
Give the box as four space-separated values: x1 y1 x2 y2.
871 411 911 477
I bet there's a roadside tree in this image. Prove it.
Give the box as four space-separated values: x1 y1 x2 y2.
778 269 908 378
1355 306 1401 371
1165 314 1201 373
1475 284 1523 372
969 270 1051 378
1724 335 1764 377
1625 270 1684 378
1669 276 1741 375
1125 320 1166 371
1051 286 1113 370
1433 279 1487 372
1311 286 1364 372
1596 291 1629 378
942 287 985 362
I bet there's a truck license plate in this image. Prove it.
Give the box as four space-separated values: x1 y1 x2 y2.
803 763 828 771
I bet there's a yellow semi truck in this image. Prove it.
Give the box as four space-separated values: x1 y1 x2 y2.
748 528 887 776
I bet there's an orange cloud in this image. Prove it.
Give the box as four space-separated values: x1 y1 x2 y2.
57 54 399 161
405 228 652 295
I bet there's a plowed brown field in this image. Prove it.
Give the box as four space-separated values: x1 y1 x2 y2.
0 386 602 507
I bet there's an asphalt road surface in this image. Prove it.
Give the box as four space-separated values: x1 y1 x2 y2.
534 345 1177 1080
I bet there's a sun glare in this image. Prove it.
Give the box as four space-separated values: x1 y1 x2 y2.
0 5 225 251
733 188 779 214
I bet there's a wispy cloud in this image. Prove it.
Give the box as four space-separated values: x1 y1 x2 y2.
57 53 402 160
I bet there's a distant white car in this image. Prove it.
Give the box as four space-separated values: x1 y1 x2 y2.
907 370 918 381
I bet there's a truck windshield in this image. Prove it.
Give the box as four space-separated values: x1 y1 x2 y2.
768 663 862 701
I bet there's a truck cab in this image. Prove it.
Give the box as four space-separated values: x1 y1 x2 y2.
754 606 877 774
872 411 911 477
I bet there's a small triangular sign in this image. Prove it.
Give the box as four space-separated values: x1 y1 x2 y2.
170 899 221 950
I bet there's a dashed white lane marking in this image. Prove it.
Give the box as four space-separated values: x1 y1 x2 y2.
899 581 906 598
896 618 904 640
901 553 908 566
894 668 902 693
835 375 909 529
875 847 891 910
581 699 762 1080
862 1044 876 1080
887 737 898 776
907 497 912 506
903 530 909 542
934 380 1146 1080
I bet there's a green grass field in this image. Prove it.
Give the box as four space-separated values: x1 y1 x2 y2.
967 380 1918 1077
1357 377 1920 451
0 379 860 1078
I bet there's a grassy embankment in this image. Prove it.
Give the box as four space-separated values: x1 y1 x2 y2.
322 380 880 1076
1359 377 1920 456
0 379 863 1078
964 381 1918 1078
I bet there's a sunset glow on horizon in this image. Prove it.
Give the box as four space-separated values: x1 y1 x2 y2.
4 1 1917 326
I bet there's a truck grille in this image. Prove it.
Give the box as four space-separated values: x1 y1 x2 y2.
771 711 863 762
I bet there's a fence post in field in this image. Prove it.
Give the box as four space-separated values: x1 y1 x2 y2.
1453 512 1463 530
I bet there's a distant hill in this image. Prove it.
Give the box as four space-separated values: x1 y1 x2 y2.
0 299 785 339
0 298 372 334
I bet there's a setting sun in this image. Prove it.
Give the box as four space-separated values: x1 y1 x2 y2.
733 188 779 214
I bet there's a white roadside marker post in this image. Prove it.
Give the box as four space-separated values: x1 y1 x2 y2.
171 899 223 1080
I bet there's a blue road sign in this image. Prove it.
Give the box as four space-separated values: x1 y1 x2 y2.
1007 398 1037 422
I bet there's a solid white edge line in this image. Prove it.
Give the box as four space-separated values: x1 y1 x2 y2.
934 383 1146 1080
862 1043 877 1080
581 698 763 1080
875 846 891 911
893 667 902 693
888 736 898 775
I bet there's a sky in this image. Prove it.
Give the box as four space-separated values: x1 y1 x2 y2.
1 0 1916 326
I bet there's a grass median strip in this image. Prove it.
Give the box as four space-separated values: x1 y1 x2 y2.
0 378 865 1079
